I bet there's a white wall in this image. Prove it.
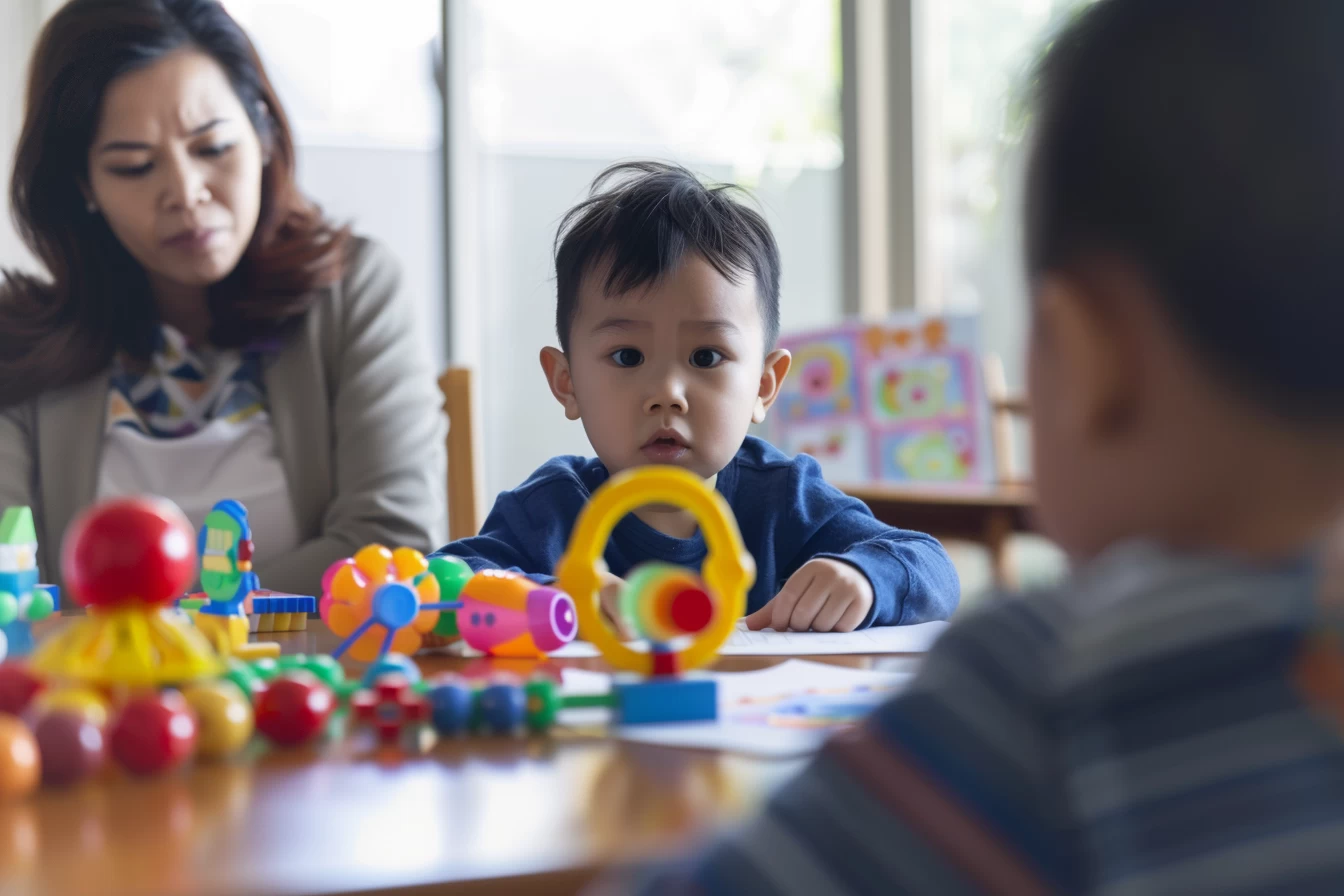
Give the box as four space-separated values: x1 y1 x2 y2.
295 144 445 368
460 153 841 503
0 1 40 273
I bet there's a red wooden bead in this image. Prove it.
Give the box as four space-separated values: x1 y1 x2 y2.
254 674 334 747
36 712 105 787
0 665 43 717
108 693 197 776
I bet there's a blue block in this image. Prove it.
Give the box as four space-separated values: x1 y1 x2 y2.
252 594 315 615
612 677 717 725
1 620 35 658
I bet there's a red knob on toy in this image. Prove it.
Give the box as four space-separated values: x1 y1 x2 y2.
62 497 197 608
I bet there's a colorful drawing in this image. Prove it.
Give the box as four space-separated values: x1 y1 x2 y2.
767 314 991 484
732 684 897 731
775 421 869 482
779 335 860 421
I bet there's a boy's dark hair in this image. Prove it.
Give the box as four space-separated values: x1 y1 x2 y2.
553 161 781 354
1028 0 1344 424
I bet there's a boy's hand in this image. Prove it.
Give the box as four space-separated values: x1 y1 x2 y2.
744 558 874 633
598 571 637 640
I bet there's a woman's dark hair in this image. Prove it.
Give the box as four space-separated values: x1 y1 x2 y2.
1027 0 1344 424
0 0 350 407
554 161 781 354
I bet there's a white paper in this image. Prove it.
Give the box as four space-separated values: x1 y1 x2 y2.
545 620 947 659
720 621 947 655
559 659 912 757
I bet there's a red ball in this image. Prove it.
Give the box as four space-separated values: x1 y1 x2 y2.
108 692 197 776
254 673 335 748
0 665 43 717
61 498 197 608
35 712 105 788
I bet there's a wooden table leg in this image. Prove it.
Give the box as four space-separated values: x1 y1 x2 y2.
985 509 1016 590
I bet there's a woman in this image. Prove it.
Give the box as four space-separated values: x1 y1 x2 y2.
0 0 446 596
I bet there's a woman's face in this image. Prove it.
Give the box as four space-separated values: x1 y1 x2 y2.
85 48 265 294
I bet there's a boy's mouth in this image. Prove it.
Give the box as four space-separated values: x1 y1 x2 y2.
641 428 689 461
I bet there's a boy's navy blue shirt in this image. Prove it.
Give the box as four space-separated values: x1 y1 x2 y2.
435 437 960 627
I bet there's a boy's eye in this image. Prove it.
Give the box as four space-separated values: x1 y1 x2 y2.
610 348 644 367
198 144 234 159
690 348 724 369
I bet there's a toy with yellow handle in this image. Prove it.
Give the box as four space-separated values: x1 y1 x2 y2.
555 465 756 676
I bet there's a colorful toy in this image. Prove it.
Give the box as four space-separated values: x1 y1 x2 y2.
34 712 105 788
188 500 309 655
350 675 430 745
253 673 335 748
321 546 448 661
417 674 559 736
107 691 198 776
248 592 315 633
320 546 578 663
765 315 993 484
0 665 42 716
0 714 41 798
198 499 258 612
554 465 756 724
0 507 58 660
437 563 579 659
33 498 224 687
182 680 254 759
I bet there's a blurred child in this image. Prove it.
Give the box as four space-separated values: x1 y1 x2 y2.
614 0 1344 892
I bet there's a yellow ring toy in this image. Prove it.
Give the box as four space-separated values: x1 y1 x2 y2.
554 466 756 674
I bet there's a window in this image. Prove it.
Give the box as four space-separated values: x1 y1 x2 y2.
453 0 844 497
221 0 441 148
917 0 1095 382
469 0 841 174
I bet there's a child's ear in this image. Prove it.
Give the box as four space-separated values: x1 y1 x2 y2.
539 347 582 421
1035 269 1137 444
751 349 792 424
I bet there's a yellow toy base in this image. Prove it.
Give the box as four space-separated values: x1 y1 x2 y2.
195 612 284 661
32 607 224 687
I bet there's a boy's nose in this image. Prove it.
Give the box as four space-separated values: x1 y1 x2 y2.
643 382 687 415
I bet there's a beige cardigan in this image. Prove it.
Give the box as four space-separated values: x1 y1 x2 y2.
0 237 447 597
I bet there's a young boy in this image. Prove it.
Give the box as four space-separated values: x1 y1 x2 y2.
614 0 1344 892
436 161 959 634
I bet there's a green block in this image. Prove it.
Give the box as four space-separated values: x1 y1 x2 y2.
0 507 36 546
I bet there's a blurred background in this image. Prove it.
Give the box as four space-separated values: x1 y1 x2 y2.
1 0 1084 603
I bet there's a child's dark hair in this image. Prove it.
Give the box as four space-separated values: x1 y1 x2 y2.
1028 0 1344 424
553 161 781 354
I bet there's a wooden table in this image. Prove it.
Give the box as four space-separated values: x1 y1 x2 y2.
840 482 1038 587
2 628 924 896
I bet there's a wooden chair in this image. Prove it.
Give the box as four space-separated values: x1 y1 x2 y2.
981 352 1032 487
438 367 484 541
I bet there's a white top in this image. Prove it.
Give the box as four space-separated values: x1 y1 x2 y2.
95 412 303 571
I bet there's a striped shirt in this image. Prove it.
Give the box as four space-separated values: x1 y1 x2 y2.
626 541 1344 895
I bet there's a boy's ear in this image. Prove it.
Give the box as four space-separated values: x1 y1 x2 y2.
1037 269 1137 443
540 346 582 421
752 349 792 424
